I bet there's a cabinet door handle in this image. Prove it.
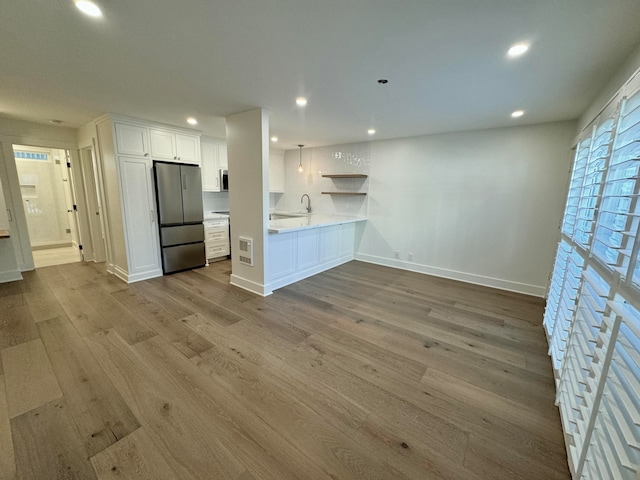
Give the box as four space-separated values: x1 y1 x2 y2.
150 210 155 223
144 153 149 157
182 174 187 190
6 209 12 222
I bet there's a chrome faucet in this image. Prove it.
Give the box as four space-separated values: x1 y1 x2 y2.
301 194 312 213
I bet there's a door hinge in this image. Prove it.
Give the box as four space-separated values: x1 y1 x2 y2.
78 244 83 251
73 204 78 211
67 161 71 168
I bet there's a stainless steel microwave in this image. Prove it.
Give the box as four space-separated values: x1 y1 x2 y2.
220 169 228 191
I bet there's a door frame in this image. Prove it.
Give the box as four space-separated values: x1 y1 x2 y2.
0 137 92 271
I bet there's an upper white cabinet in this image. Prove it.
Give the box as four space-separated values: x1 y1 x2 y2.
149 129 175 160
218 144 228 169
269 152 284 193
201 139 227 192
115 123 149 157
201 141 220 191
149 128 200 164
175 134 200 164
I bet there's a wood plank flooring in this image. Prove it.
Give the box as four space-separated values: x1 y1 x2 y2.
31 246 81 269
0 260 570 479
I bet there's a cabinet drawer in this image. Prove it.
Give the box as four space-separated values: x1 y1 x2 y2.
204 219 228 229
206 230 228 243
206 243 229 258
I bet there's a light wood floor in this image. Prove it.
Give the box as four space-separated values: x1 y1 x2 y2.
31 246 81 268
0 260 570 479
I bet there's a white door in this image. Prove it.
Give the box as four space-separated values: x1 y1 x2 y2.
64 151 85 260
81 147 106 262
118 155 162 280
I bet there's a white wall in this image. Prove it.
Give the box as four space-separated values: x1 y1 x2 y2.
274 142 370 217
202 192 229 213
358 121 576 296
276 121 576 296
227 108 270 295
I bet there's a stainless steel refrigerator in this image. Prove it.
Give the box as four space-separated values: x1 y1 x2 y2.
153 161 206 274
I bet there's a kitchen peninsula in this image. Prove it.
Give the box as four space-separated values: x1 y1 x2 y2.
267 213 366 292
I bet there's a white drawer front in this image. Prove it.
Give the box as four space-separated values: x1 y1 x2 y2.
204 219 228 229
206 230 228 243
206 243 229 258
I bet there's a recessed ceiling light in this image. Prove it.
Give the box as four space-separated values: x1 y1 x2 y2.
75 0 103 17
367 129 376 135
186 117 198 125
296 97 308 107
507 43 529 58
271 136 278 143
511 110 525 118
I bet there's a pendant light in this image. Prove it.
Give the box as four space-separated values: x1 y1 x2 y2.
298 145 304 173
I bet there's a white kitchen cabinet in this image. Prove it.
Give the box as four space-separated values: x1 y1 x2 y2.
201 139 227 192
201 142 220 191
149 129 200 164
117 155 162 281
218 144 228 169
204 217 229 260
267 220 363 292
149 129 176 160
269 153 284 193
175 134 200 164
115 123 149 157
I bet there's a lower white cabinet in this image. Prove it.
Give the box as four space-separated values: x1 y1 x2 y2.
267 222 359 291
204 218 229 260
117 156 162 281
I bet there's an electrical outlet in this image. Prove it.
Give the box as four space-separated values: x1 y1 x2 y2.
408 253 414 261
394 251 400 259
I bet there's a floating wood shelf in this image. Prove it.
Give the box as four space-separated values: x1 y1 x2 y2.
321 192 367 196
321 174 368 178
0 229 9 239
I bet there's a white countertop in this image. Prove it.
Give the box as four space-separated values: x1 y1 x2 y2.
268 213 366 233
204 212 229 220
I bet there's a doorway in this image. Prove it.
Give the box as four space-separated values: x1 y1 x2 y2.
12 144 81 268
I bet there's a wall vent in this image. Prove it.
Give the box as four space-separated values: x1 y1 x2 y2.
238 236 254 266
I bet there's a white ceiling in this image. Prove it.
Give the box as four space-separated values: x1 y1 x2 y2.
1 0 640 149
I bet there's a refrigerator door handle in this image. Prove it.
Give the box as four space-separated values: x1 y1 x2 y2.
182 174 187 190
150 209 155 223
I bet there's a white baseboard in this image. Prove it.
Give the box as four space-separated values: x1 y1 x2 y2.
230 274 271 297
355 253 546 297
111 265 128 283
0 269 23 283
126 269 163 284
